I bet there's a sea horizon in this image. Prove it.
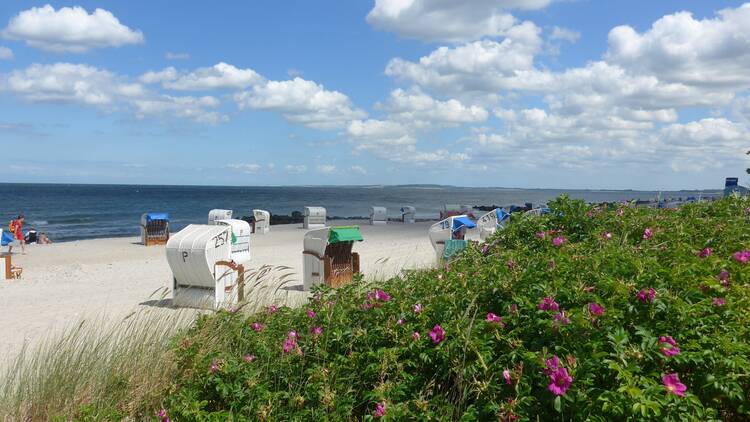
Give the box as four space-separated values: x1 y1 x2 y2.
0 183 722 243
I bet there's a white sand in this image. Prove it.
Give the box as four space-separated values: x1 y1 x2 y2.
0 220 437 358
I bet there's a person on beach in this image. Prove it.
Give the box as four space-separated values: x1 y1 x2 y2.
39 232 52 244
25 227 38 244
8 215 26 254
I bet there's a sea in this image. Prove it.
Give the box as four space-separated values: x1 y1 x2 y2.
0 183 720 242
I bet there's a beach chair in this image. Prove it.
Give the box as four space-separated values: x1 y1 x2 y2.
140 213 170 246
303 206 326 229
524 207 551 217
252 209 270 234
166 224 248 309
303 226 362 290
208 209 233 225
401 206 416 224
214 219 252 265
477 208 510 241
369 206 387 225
428 215 476 262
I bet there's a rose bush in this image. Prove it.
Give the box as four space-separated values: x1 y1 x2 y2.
161 196 750 420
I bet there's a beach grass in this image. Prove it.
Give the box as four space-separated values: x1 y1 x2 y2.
0 265 303 420
0 307 192 420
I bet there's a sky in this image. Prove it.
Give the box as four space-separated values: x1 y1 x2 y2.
0 0 749 189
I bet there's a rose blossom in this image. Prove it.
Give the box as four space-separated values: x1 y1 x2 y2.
662 373 687 397
698 247 712 258
539 297 559 311
588 302 605 316
373 402 386 418
429 325 446 344
552 236 566 247
636 288 656 303
643 228 653 240
712 297 726 306
659 336 680 357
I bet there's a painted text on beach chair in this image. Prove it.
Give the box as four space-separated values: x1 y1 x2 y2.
428 215 476 261
140 213 170 246
166 224 248 310
253 209 270 234
369 206 387 225
478 208 510 241
303 206 326 229
208 209 233 225
401 206 416 224
303 226 362 290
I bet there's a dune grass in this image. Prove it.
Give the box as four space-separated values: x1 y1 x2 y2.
0 265 303 421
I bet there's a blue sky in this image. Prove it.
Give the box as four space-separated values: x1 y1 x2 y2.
0 1 748 189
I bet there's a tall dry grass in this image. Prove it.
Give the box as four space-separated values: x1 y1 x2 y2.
0 265 302 420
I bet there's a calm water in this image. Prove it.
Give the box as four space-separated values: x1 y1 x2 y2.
0 184 719 242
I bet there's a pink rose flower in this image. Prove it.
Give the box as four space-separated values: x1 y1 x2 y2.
643 228 653 240
662 373 687 397
659 336 680 357
698 247 712 258
486 312 504 327
503 369 512 385
251 322 264 332
636 288 656 303
539 297 559 311
373 402 386 418
712 297 726 306
588 302 605 316
429 324 446 344
552 236 566 247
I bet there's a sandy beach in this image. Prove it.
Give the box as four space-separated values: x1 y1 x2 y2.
0 220 439 358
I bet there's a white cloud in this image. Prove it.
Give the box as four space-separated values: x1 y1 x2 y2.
141 62 263 91
1 63 144 106
0 63 225 124
349 165 367 175
227 163 262 174
235 77 366 129
382 87 488 125
0 46 12 60
385 22 543 95
2 5 143 53
606 4 750 87
659 118 748 171
316 164 337 174
132 95 226 124
550 26 580 43
165 52 190 60
366 0 551 42
285 164 308 174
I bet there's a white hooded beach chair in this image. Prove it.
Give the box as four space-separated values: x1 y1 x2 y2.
401 206 416 224
303 206 326 229
166 222 250 310
525 207 551 217
208 209 233 225
428 215 476 262
477 208 510 241
140 213 170 246
252 209 271 234
303 226 362 290
369 206 387 225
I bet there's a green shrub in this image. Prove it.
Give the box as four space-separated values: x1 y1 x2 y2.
162 196 750 421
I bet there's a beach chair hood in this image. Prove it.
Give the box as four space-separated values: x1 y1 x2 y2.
146 212 169 221
328 226 363 244
452 216 476 232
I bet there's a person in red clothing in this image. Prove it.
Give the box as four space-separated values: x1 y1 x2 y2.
8 215 26 254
